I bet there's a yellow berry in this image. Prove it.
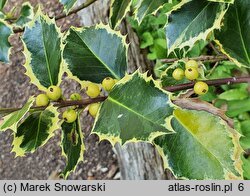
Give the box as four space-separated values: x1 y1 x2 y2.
36 94 49 107
185 68 199 80
172 68 185 80
46 86 62 101
102 77 115 91
89 103 100 117
70 93 82 101
194 81 209 95
86 83 100 98
185 60 199 69
63 109 77 123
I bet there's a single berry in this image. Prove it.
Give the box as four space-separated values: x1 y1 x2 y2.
70 93 82 101
102 77 115 91
63 109 77 123
36 94 49 107
185 60 199 69
46 86 62 101
194 81 209 95
172 68 185 80
185 68 199 80
86 83 100 98
89 103 100 117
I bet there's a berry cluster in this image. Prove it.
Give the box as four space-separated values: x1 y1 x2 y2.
35 77 117 123
172 60 209 95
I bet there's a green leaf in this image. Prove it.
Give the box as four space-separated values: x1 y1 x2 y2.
239 120 250 150
0 19 12 63
61 115 84 178
110 0 132 29
166 0 228 52
22 11 63 91
0 97 35 132
218 89 248 101
59 0 77 13
15 2 34 28
12 105 60 157
92 72 174 145
242 155 250 180
215 0 250 67
0 0 7 10
226 99 250 118
140 32 154 49
155 108 243 179
63 24 128 85
135 0 172 23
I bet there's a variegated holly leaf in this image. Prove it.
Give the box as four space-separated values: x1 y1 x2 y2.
110 0 132 29
12 105 60 157
215 0 250 67
63 24 128 85
0 19 12 63
61 115 84 178
155 108 243 179
15 2 34 28
166 0 228 52
92 72 174 145
134 0 177 24
0 0 7 10
0 97 35 132
22 11 63 91
59 0 77 13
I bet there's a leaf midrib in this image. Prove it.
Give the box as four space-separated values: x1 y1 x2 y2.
34 111 42 148
174 115 231 174
74 30 120 79
108 96 166 129
40 17 53 85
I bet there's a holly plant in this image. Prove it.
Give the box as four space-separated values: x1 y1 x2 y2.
0 0 250 180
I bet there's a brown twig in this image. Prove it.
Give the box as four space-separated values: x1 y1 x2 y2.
55 0 98 20
2 76 250 114
161 55 229 64
0 96 107 114
164 77 250 92
13 0 98 33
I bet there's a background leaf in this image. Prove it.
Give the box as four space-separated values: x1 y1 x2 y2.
22 12 63 90
155 108 243 179
0 19 12 63
110 0 132 29
238 120 250 150
215 0 250 67
59 0 77 13
242 155 250 180
15 2 34 28
61 114 84 178
218 89 248 101
0 0 7 10
63 24 128 84
0 97 34 132
166 0 227 52
12 105 60 157
92 72 174 145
